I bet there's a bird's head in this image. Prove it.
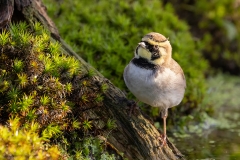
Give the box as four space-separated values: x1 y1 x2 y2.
134 32 172 65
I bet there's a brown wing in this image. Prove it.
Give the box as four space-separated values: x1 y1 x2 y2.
167 59 186 88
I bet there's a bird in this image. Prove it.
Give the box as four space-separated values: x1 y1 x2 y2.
123 32 186 145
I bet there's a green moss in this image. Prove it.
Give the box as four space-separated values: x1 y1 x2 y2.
166 0 240 74
42 0 208 121
0 118 60 160
67 137 117 160
0 22 120 159
105 119 117 130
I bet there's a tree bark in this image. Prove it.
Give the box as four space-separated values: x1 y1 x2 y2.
0 0 185 159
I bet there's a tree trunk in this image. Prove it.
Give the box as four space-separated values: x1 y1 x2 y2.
0 0 185 159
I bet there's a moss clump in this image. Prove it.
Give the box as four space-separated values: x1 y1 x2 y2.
0 22 118 159
0 118 60 160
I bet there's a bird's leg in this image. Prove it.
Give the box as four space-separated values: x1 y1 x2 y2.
160 108 168 146
162 115 167 145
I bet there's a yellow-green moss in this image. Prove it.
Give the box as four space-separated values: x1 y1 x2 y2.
0 22 119 159
0 118 60 160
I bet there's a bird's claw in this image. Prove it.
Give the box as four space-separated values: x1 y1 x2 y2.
157 134 167 147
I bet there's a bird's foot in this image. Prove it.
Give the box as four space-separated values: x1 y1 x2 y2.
157 134 167 147
127 100 139 116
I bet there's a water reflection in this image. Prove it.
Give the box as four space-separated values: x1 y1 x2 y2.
174 129 240 159
174 74 240 160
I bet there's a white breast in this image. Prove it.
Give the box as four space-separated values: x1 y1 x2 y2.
124 62 185 110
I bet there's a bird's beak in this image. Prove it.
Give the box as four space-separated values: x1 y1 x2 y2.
138 42 146 48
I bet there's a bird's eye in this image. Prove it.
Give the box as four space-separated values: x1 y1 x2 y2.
149 44 160 60
143 42 158 53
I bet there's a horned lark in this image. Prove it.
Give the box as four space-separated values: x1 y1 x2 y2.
123 32 186 145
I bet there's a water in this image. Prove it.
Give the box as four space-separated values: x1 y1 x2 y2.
175 129 240 159
173 74 240 160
